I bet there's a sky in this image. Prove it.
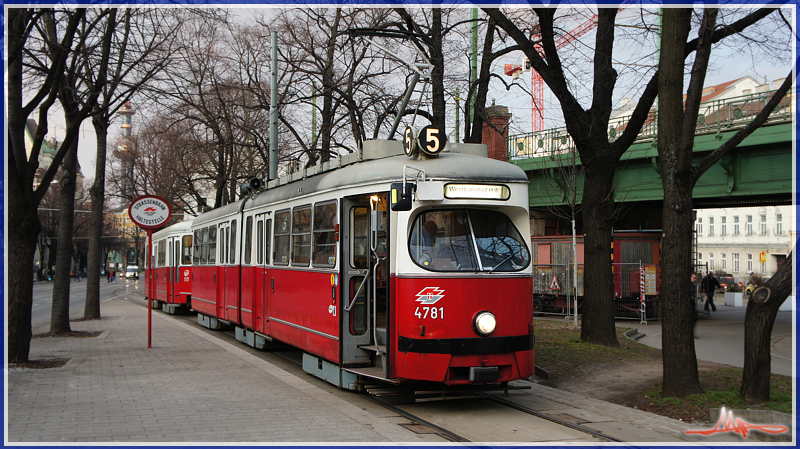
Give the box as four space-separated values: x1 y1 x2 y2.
38 5 794 183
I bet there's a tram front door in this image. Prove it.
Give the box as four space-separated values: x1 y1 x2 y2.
341 194 389 372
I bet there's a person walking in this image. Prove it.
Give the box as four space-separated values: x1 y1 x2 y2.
701 270 721 312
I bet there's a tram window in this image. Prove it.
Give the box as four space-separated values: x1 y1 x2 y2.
244 217 253 265
230 220 237 264
351 207 369 269
409 209 530 272
256 220 263 265
157 240 166 267
182 235 193 265
219 226 227 265
207 226 217 265
292 206 311 266
274 210 290 265
193 230 202 265
265 219 272 265
313 201 337 267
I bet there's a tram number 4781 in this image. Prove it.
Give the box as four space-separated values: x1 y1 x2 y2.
415 306 444 320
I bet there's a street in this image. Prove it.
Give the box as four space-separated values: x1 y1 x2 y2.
30 277 143 333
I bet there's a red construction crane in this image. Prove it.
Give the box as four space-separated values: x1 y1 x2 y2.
530 14 599 132
506 9 626 132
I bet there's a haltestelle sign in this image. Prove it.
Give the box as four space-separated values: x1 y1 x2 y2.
129 195 172 229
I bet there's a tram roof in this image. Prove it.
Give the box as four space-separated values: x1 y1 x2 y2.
193 150 528 226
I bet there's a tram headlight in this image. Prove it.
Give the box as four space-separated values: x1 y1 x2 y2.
473 311 497 336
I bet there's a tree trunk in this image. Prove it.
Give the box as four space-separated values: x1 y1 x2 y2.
659 185 703 397
85 116 109 319
654 8 704 397
740 252 793 402
8 178 40 362
50 139 79 334
578 159 619 347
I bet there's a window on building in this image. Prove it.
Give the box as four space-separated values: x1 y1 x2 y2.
709 252 714 271
709 217 715 236
721 216 727 236
734 216 740 236
733 253 739 273
776 214 783 235
746 215 753 235
696 217 703 235
760 261 767 274
760 214 767 235
721 253 727 271
747 253 753 272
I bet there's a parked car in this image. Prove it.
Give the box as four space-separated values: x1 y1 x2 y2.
718 274 735 291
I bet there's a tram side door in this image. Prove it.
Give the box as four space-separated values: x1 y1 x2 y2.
255 214 271 335
168 236 179 303
341 195 389 369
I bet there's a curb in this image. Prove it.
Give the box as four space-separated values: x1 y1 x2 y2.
624 328 646 341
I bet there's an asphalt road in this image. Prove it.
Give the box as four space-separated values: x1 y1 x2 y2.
30 277 142 332
634 300 794 376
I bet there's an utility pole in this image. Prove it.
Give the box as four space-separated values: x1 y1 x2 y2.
269 31 278 181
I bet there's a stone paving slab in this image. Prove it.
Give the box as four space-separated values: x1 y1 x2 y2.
7 297 428 444
7 292 793 445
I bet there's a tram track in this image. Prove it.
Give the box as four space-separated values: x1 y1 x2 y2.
118 289 624 444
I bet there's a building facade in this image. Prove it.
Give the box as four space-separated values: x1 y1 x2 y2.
695 205 794 282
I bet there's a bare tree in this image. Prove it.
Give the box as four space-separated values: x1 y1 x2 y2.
85 8 180 319
741 252 793 402
485 6 783 348
657 7 793 397
8 8 86 362
46 8 117 334
270 8 400 163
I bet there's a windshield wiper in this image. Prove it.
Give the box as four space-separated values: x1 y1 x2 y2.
488 255 513 273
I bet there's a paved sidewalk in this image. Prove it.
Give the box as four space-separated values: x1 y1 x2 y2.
7 290 793 444
8 296 430 443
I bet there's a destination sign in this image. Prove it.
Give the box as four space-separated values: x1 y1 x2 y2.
444 184 510 200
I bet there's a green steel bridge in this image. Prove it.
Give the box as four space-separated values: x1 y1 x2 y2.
507 89 794 210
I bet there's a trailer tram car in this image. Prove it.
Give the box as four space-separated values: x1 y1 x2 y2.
146 220 193 314
186 134 535 391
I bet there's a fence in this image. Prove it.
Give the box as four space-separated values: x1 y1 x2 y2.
532 262 660 320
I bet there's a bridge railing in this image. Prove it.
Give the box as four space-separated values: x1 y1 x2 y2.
508 87 794 160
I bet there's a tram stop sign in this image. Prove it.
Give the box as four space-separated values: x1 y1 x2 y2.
129 195 172 230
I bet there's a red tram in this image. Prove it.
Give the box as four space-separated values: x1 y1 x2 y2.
146 220 193 314
151 136 535 390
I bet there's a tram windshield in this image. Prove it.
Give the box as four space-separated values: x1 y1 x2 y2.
409 209 530 272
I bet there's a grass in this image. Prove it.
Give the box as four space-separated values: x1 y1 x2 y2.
533 319 793 423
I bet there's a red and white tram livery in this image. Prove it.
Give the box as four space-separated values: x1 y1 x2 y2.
184 134 535 389
147 220 193 314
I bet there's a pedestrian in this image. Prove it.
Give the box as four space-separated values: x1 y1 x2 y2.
701 270 721 312
690 272 699 338
107 270 111 283
77 270 82 282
